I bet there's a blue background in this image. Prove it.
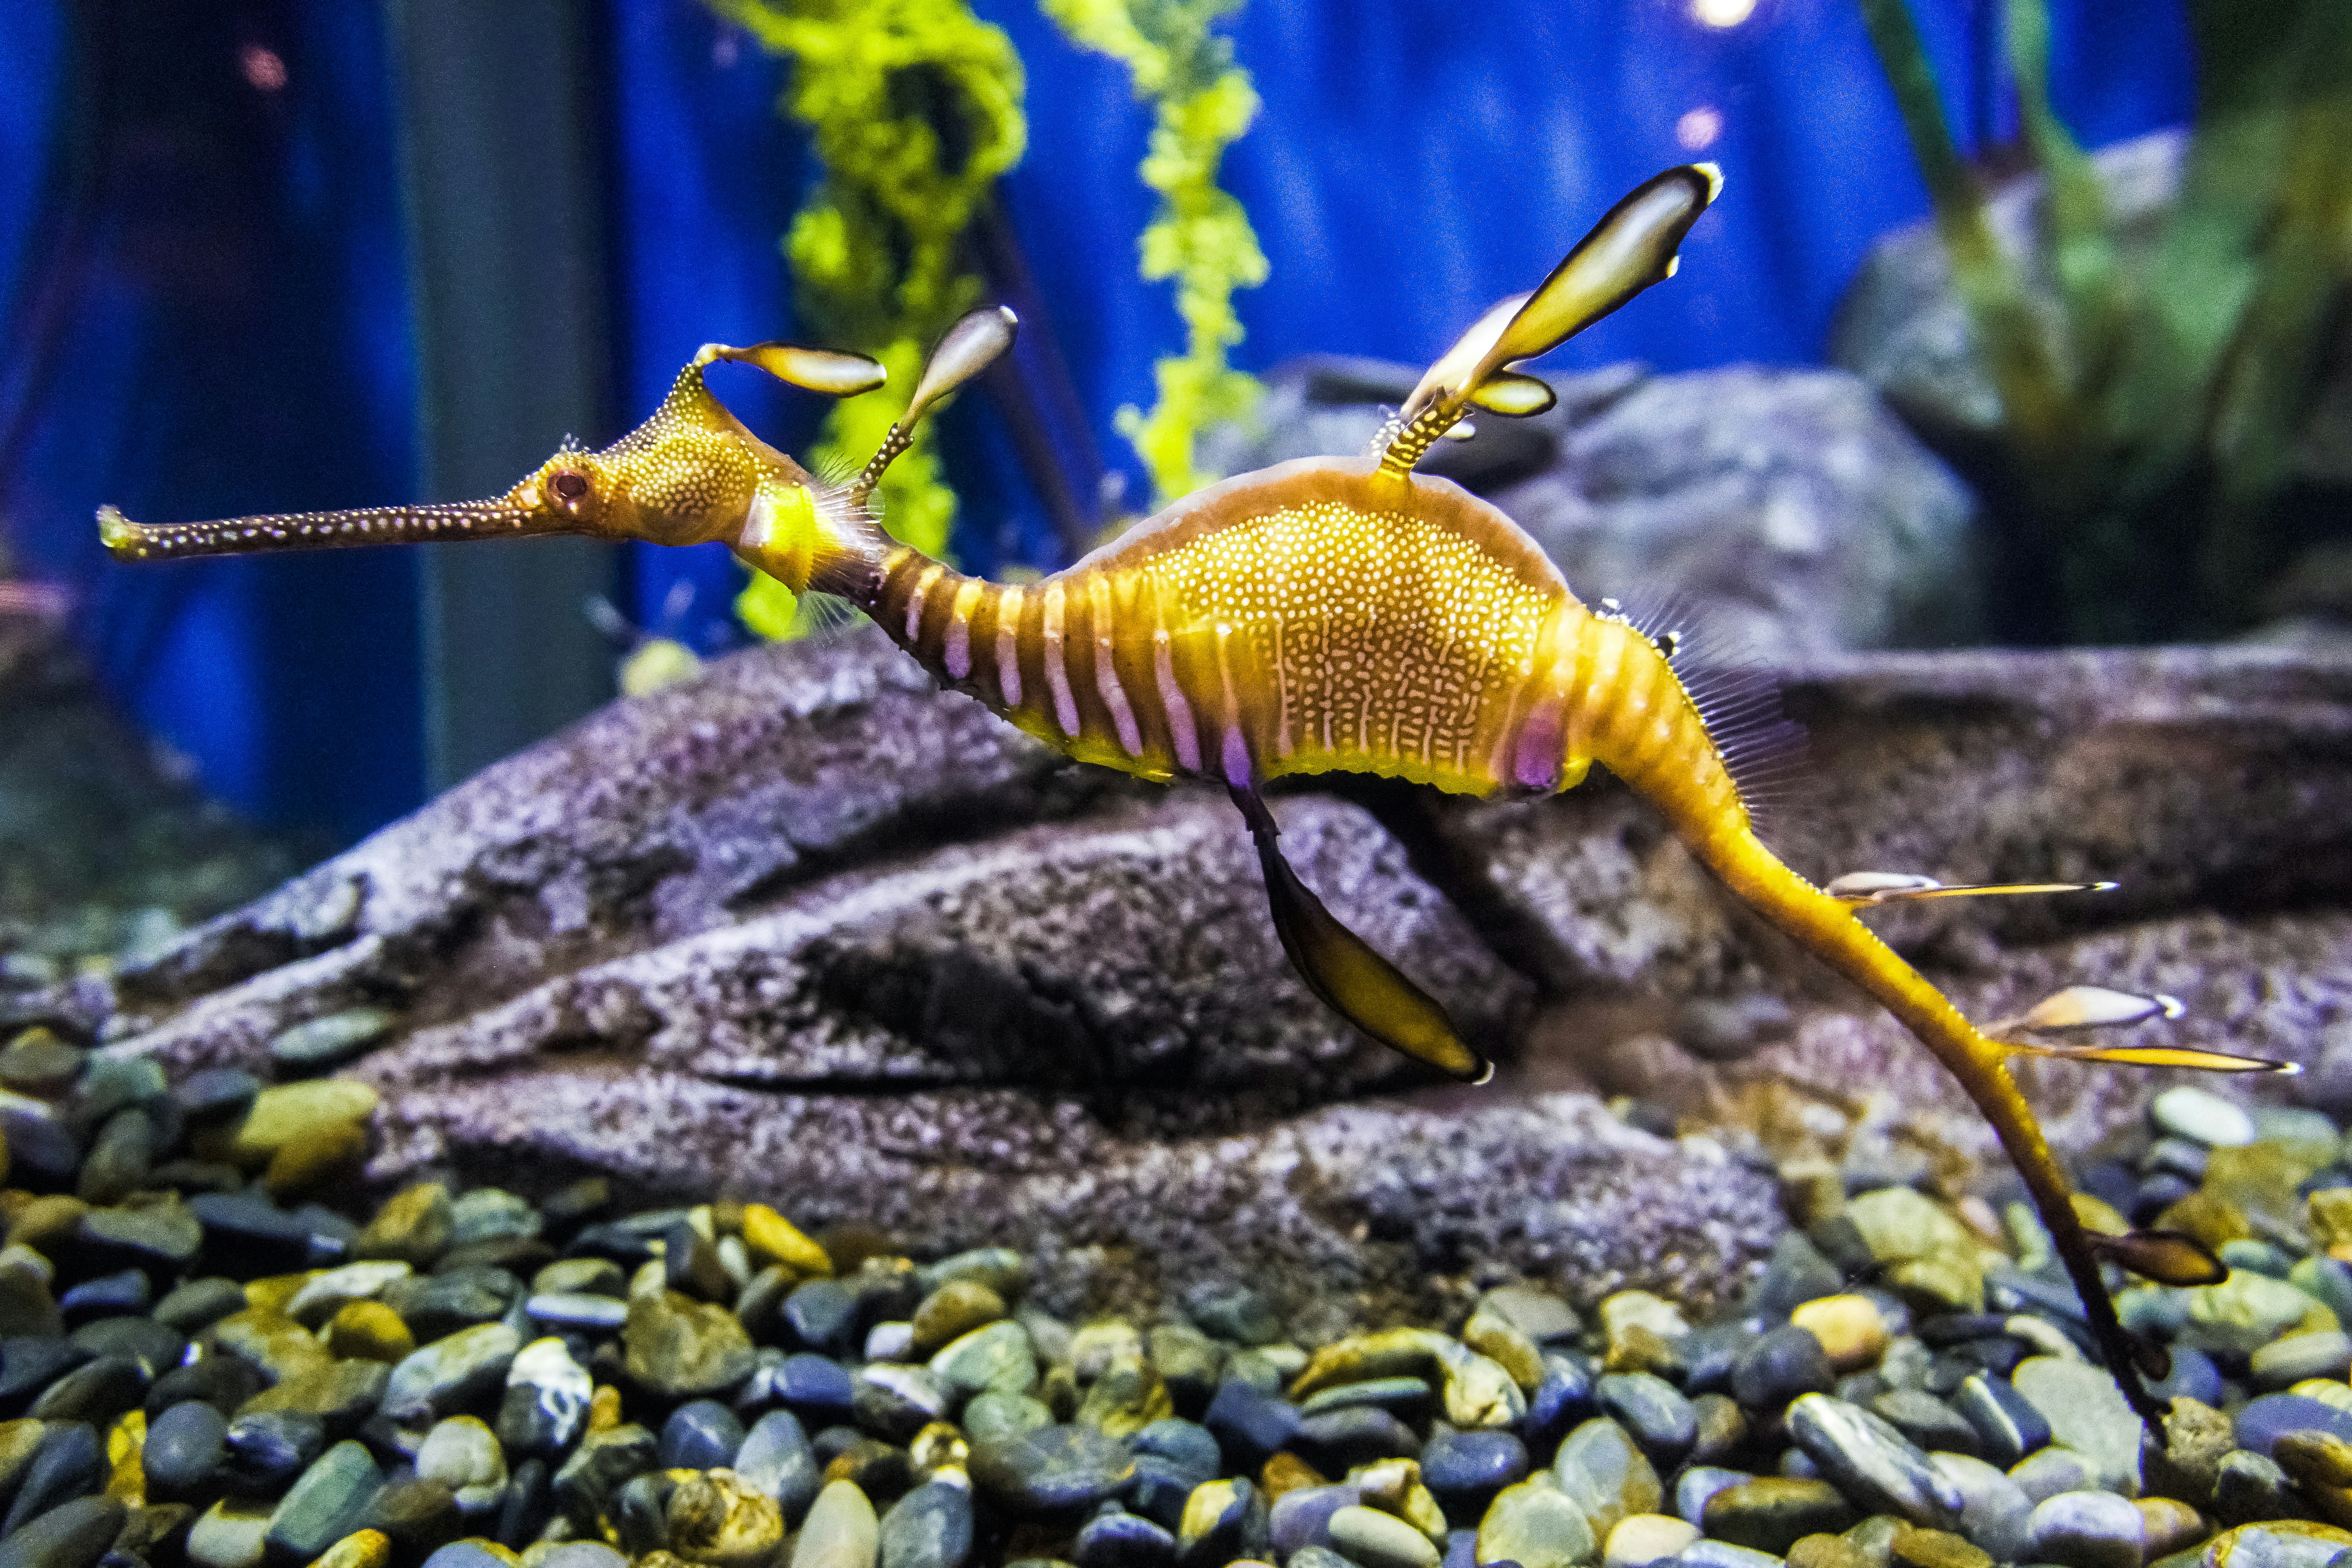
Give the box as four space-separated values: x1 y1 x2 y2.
0 0 2192 845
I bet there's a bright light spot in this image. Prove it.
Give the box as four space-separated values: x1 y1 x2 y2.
1676 106 1724 151
240 44 287 92
1692 0 1757 27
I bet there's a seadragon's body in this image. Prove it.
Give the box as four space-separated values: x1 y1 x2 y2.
100 165 2281 1430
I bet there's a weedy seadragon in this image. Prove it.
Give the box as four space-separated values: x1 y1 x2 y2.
102 164 2291 1426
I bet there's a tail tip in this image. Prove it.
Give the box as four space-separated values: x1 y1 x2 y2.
95 505 138 557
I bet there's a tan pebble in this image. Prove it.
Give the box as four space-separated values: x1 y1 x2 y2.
586 1384 622 1433
1070 1320 1144 1382
1889 1526 1991 1568
2069 1193 2129 1237
230 1080 379 1166
741 1204 832 1276
244 1273 321 1316
1345 1456 1422 1514
1462 1306 1545 1391
910 1279 1005 1355
2133 1496 2209 1559
2154 1190 2254 1251
908 1421 966 1477
667 1468 784 1568
354 1183 451 1266
1790 1294 1890 1373
3 1194 84 1255
1260 1450 1324 1498
1787 1534 1874 1568
325 1301 414 1364
106 1409 144 1504
786 1486 879 1568
305 1529 393 1568
264 1118 367 1201
2311 1189 2352 1253
1604 1512 1697 1568
1599 1290 1691 1343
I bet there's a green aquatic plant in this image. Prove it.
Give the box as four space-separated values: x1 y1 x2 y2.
1043 0 1269 505
1859 0 2352 642
707 0 1027 636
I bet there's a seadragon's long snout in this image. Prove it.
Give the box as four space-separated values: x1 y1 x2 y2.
95 500 577 563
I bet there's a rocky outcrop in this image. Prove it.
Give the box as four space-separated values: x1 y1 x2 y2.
57 628 2352 1329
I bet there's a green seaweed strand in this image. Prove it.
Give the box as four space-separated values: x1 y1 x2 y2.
709 0 1027 637
1045 0 1268 505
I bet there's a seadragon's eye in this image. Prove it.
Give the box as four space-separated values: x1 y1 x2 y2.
550 472 589 503
1653 629 1680 659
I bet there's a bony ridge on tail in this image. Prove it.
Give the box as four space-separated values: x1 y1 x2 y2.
100 162 2291 1428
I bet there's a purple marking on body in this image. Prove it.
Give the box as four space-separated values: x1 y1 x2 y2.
1513 698 1566 791
1222 725 1253 790
1155 634 1200 772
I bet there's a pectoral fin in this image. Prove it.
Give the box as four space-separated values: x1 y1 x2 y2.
1234 788 1491 1084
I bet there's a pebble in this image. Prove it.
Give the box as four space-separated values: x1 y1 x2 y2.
1704 1477 1857 1554
1420 1428 1526 1516
2234 1392 2352 1456
2027 1489 2146 1568
385 1322 523 1419
1948 1372 2050 1466
661 1397 747 1470
968 1423 1134 1513
228 1079 379 1165
500 1336 593 1457
1328 1503 1440 1568
1870 1389 1979 1459
2252 1330 2352 1389
1785 1395 1963 1530
1078 1507 1178 1568
738 1408 821 1523
268 1006 399 1070
417 1415 507 1516
931 1319 1038 1400
187 1499 274 1568
1599 1373 1697 1461
5 1419 103 1535
878 1479 973 1568
1184 1279 1279 1346
791 1484 884 1568
2010 1359 2143 1497
1734 1326 1836 1409
1928 1453 2033 1563
2152 1087 2257 1147
223 1409 323 1494
1604 1513 1699 1568
2010 1446 2100 1505
263 1438 383 1562
1792 1297 1890 1374
1553 1417 1663 1539
669 1468 787 1568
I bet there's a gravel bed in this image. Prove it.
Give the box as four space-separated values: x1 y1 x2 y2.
0 1025 2343 1568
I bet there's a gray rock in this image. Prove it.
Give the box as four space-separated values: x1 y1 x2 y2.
1927 1452 2033 1564
0 1495 123 1568
1328 1503 1440 1568
879 1480 974 1568
263 1439 383 1563
2008 1446 2100 1506
415 1414 507 1517
383 1322 521 1419
738 1408 821 1524
1784 1394 1962 1530
2009 1359 2141 1498
269 1007 399 1070
499 1335 592 1457
968 1423 1135 1515
2024 1489 2143 1568
1553 1417 1663 1541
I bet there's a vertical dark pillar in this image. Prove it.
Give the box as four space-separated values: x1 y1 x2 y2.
386 0 615 791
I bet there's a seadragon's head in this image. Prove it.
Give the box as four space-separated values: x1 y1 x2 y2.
98 308 1017 597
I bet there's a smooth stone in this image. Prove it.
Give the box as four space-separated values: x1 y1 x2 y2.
28 1352 144 1424
209 1306 332 1386
420 1545 513 1568
149 1356 264 1418
1202 1376 1301 1470
737 1409 821 1524
263 1439 385 1562
529 1548 629 1568
1870 1389 1978 1459
1553 1417 1663 1540
1298 1407 1420 1469
2151 1088 2256 1148
1844 1191 1984 1314
186 1500 274 1568
1792 1297 1892 1374
2010 1359 2142 1497
854 1364 948 1443
146 1399 230 1500
1950 1373 2051 1467
792 1478 880 1568
1077 1507 1178 1568
230 1079 379 1162
499 1337 593 1458
627 1290 755 1399
2234 1392 2352 1457
223 1409 325 1495
785 1280 862 1357
286 1260 412 1326
268 1007 399 1070
776 1352 858 1418
1704 1478 1856 1555
1423 1427 1528 1514
449 1187 540 1246
386 1267 520 1343
661 1397 747 1470
1679 1542 1786 1568
2027 1489 2145 1568
2180 1273 2337 1357
1784 1394 1962 1530
930 1319 1038 1400
355 1183 451 1267
1735 1326 1837 1409
1124 1456 1200 1530
1474 1479 1595 1568
964 1389 1054 1443
1887 1527 1989 1568
1596 1373 1696 1461
877 1479 974 1568
1677 1465 1753 1525
1301 1376 1437 1422
1268 1484 1360 1558
0 1493 123 1568
1523 1354 1599 1451
363 1475 461 1559
968 1423 1135 1514
417 1415 508 1517
2253 1330 2352 1390
240 1358 393 1433
58 1266 148 1323
1149 1324 1225 1414
2198 1520 2352 1568
2008 1446 2100 1505
524 1292 626 1332
154 1277 249 1334
1601 1513 1694 1568
1329 1503 1441 1568
384 1322 522 1419
326 1300 415 1364
1927 1453 2033 1562
910 1280 1007 1356
1 1421 102 1536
